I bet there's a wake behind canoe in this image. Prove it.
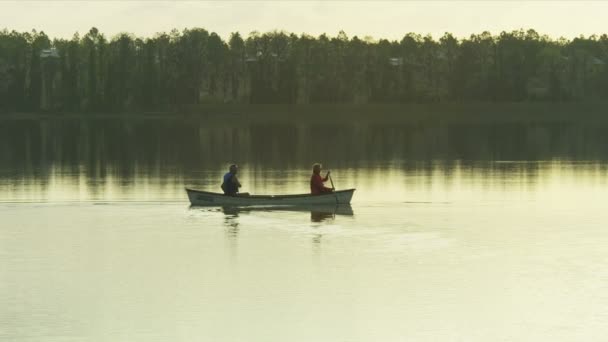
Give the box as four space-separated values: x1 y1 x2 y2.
186 188 355 206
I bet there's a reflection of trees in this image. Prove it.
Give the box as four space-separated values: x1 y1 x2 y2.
2 120 608 180
4 118 608 201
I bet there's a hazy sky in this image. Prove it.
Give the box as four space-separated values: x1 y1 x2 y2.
1 1 606 40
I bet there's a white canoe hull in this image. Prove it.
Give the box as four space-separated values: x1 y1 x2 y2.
186 188 355 206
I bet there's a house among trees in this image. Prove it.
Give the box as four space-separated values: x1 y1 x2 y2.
388 57 403 66
40 47 60 58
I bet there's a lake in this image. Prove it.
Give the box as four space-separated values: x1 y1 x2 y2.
1 117 608 341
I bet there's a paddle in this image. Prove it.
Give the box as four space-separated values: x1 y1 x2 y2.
328 171 335 190
328 171 338 205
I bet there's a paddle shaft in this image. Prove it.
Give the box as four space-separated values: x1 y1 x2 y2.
328 173 335 190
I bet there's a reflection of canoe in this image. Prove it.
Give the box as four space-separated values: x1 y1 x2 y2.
219 204 354 223
219 204 354 216
186 188 355 206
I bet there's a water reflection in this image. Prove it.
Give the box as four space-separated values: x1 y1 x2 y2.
311 211 334 223
221 208 240 238
3 119 608 176
2 118 608 204
2 161 608 205
219 204 354 224
214 205 354 248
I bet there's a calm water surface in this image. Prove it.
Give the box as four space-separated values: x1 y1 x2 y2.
1 118 608 341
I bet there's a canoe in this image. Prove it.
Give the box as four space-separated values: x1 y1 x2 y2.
186 188 355 206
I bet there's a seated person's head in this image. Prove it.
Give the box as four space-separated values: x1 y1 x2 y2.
312 163 322 174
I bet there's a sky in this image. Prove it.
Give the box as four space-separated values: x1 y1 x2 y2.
1 1 607 41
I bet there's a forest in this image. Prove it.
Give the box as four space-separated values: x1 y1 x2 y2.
0 27 607 112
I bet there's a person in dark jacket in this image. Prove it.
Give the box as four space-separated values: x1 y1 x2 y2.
221 164 242 196
310 163 334 195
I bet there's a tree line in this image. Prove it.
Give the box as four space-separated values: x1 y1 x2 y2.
1 27 607 112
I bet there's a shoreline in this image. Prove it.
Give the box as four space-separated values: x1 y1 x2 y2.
2 102 607 124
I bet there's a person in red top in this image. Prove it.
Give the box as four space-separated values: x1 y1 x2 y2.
310 163 334 195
